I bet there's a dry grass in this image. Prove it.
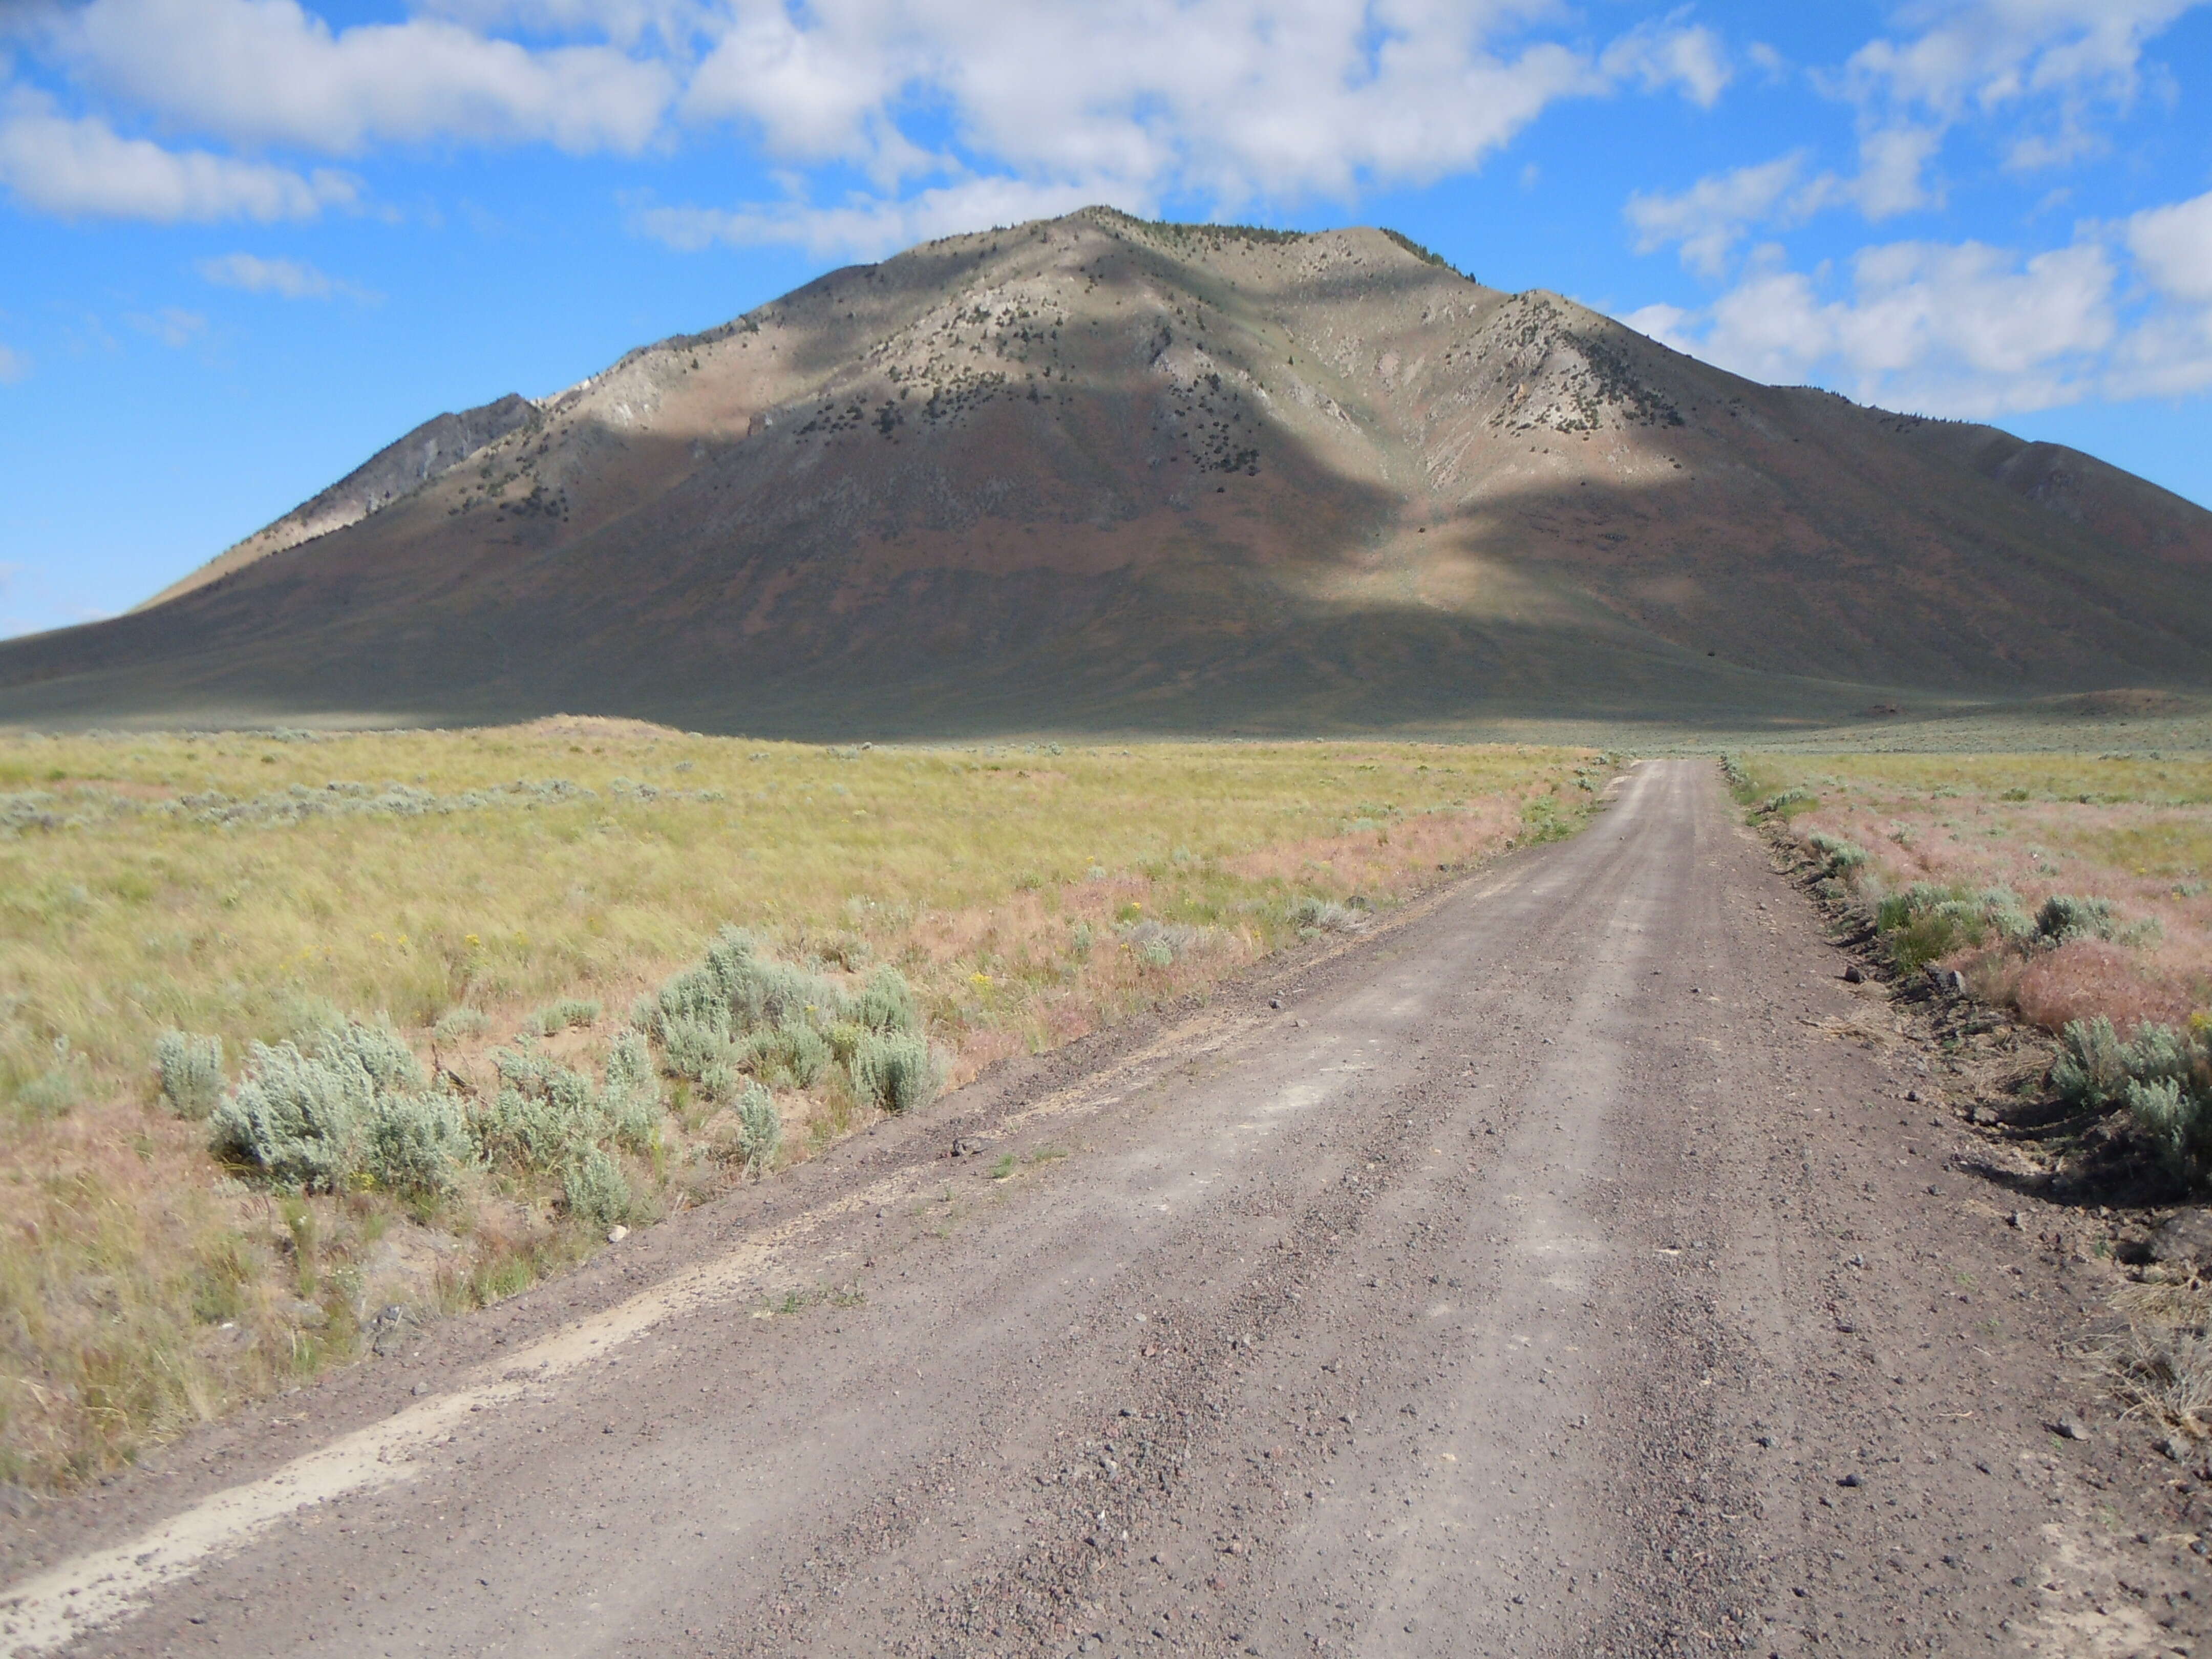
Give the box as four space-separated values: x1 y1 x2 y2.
2106 1280 2212 1440
1734 752 2212 1032
0 720 1597 1489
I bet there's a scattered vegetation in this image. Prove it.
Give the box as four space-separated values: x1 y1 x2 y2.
1735 750 2212 1189
0 720 1599 1488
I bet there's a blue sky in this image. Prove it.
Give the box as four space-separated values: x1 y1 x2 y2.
2 0 2209 639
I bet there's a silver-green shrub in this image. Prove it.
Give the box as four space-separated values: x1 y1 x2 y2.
1289 895 1358 933
658 1015 728 1082
531 997 602 1035
601 1030 662 1150
2128 1077 2211 1188
210 1022 471 1197
735 1083 781 1174
2052 1016 2136 1111
431 1007 491 1043
1805 833 1869 877
743 1019 831 1089
156 1029 225 1119
850 1032 943 1114
852 966 920 1034
561 1145 631 1227
482 1043 607 1171
363 1088 474 1197
210 1038 377 1192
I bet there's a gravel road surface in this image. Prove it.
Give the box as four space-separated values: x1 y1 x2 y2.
5 758 2204 1657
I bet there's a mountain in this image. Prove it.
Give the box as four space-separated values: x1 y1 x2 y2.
4 205 2209 736
131 393 538 614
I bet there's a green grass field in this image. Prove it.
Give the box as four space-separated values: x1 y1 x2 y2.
0 719 1599 1489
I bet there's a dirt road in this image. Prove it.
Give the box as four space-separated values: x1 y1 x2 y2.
5 758 2204 1657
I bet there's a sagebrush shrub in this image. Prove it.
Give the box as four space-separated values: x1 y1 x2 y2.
1289 896 1358 933
561 1145 631 1227
211 1039 367 1190
363 1089 474 1197
2036 895 2117 944
2052 1016 2136 1111
431 1007 490 1043
210 1021 467 1197
852 965 919 1034
2126 1078 2210 1186
531 997 602 1036
601 1030 661 1149
850 1032 942 1114
735 1083 781 1174
155 1029 225 1119
658 1016 728 1082
1805 833 1868 877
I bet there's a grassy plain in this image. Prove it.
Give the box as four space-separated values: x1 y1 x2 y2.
1730 749 2212 1031
0 719 1598 1490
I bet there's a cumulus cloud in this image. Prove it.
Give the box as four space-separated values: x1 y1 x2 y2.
1633 237 2121 417
631 174 1120 260
677 1 1662 204
1629 1 2208 289
1599 16 1731 109
1626 183 2212 416
49 0 674 155
653 3 1739 256
2128 189 2212 306
196 250 374 301
0 89 356 220
1842 0 2206 175
1626 153 1808 276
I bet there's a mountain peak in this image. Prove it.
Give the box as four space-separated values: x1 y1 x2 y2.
12 208 2211 733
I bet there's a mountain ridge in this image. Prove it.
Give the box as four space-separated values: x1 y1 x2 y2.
6 205 2209 735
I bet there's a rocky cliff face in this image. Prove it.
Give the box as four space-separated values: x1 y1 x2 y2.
11 206 2212 733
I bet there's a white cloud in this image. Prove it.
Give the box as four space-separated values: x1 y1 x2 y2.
655 3 1741 257
1842 0 2207 174
1844 0 2201 119
1599 17 1731 109
1635 236 2120 417
1626 153 1807 276
50 0 674 155
196 250 374 301
631 174 1123 260
2128 188 2212 305
0 342 27 384
677 1 1653 204
0 89 356 220
125 305 207 346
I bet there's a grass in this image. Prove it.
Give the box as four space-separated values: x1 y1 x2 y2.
0 717 1596 1488
1729 751 2212 1035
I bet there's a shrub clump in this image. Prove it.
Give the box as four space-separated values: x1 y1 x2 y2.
1805 833 1869 877
2049 1016 2212 1188
1873 884 2032 971
734 1083 781 1174
209 1021 466 1197
1288 895 1361 934
2036 895 2118 945
851 1032 943 1114
531 997 603 1035
561 1144 632 1228
212 1019 658 1204
643 928 844 1085
155 1029 225 1119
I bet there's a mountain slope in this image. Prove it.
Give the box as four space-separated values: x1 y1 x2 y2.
133 393 539 613
5 206 2209 734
